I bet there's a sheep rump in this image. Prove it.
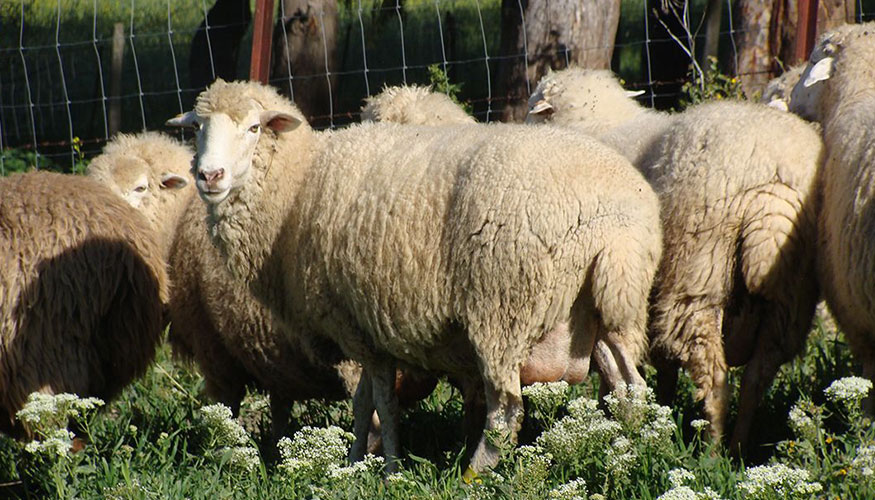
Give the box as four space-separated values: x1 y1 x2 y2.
0 171 168 434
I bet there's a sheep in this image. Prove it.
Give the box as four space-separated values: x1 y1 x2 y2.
0 171 169 435
760 64 805 111
360 85 476 125
525 68 675 168
166 79 662 473
789 22 875 407
86 132 357 446
87 132 435 453
85 132 191 255
527 67 823 452
361 83 643 394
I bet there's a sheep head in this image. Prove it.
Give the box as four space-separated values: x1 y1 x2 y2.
167 103 301 205
789 34 837 122
525 67 646 127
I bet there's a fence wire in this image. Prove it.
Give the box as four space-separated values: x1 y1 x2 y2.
0 0 871 172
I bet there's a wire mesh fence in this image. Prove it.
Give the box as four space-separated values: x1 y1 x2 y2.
0 0 872 172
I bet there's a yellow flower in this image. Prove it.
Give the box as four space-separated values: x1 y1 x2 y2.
826 436 833 444
838 468 848 476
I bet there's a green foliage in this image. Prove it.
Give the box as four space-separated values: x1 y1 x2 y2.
426 63 473 115
679 56 747 110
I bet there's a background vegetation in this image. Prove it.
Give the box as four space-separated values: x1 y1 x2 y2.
0 316 871 499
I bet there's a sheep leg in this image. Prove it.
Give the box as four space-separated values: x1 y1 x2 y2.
266 394 292 462
370 361 402 472
682 307 730 443
460 378 486 465
468 373 523 473
594 340 624 395
729 338 785 455
349 369 375 463
652 354 680 407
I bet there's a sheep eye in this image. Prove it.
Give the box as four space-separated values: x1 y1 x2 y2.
249 124 261 134
134 185 147 193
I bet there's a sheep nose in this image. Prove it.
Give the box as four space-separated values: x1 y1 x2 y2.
199 168 224 186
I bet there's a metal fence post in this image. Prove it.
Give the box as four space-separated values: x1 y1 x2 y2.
250 0 275 83
795 0 820 64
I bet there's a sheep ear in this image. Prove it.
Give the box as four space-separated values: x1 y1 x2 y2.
260 111 302 133
160 173 188 190
625 89 646 98
802 57 833 87
166 111 198 128
529 100 553 115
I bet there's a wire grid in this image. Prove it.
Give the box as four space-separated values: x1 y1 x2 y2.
0 0 861 172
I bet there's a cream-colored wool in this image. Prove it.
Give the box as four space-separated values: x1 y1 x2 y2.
528 67 823 452
789 22 875 406
0 171 169 435
172 79 662 472
87 132 354 447
86 132 192 256
526 68 674 168
360 85 475 125
647 100 822 451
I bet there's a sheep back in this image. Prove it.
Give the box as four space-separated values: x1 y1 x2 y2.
0 171 168 433
276 121 661 378
360 85 475 125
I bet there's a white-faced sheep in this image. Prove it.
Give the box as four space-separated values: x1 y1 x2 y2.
86 132 361 446
528 68 824 452
526 68 674 168
0 171 169 435
360 85 475 125
87 132 435 451
167 79 662 472
789 22 875 406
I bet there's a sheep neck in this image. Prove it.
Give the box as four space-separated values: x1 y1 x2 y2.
206 126 314 296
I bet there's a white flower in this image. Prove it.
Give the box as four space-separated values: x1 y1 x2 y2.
851 445 875 478
605 435 637 481
523 381 570 417
657 485 724 500
23 428 74 460
225 446 260 474
16 392 104 435
277 426 354 480
787 401 820 441
198 403 248 447
668 468 696 488
738 464 822 498
690 419 710 432
824 377 872 406
327 454 384 481
548 477 588 500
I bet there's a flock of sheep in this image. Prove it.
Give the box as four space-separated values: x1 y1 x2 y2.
0 21 872 475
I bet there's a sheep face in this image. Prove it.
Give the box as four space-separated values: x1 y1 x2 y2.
790 38 837 121
108 158 151 209
168 109 300 204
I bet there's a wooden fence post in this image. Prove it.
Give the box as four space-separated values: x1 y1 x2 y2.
250 0 275 83
109 22 125 136
795 0 820 64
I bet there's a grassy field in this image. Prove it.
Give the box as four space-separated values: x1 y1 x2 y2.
1 314 872 499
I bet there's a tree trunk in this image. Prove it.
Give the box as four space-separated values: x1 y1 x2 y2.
189 0 252 90
494 0 621 122
272 0 338 128
735 0 854 97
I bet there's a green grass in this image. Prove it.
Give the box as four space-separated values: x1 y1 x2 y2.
1 316 872 499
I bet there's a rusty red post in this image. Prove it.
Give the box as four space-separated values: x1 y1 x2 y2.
250 0 275 83
795 0 820 64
